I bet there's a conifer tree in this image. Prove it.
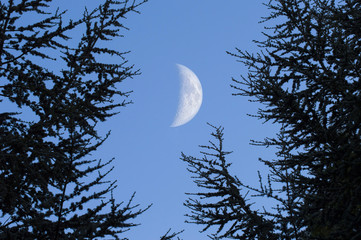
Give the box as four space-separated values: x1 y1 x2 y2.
182 0 361 239
0 0 149 239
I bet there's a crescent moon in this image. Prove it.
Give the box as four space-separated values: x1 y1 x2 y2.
170 64 203 127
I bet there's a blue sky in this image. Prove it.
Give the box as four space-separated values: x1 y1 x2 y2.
9 0 282 239
98 1 281 239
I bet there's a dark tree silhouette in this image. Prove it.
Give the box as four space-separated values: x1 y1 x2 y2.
160 229 184 240
0 0 150 239
182 124 277 240
182 0 361 239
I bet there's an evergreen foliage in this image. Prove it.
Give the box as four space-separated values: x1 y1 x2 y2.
0 0 149 239
182 0 361 239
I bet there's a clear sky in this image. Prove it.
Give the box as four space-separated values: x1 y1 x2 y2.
11 0 282 239
102 1 280 239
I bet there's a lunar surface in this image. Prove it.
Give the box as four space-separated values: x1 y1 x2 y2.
170 64 203 127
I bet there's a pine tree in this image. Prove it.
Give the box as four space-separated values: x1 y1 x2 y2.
0 0 149 239
182 0 361 239
182 124 278 240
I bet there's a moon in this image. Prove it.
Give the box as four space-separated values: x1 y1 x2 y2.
170 64 203 127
